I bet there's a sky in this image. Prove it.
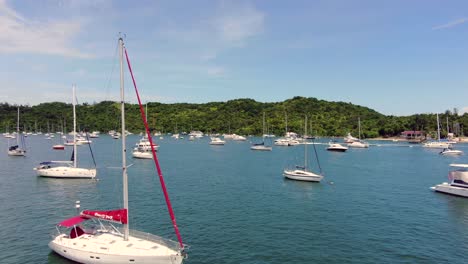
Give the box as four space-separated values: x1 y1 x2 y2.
1 0 468 116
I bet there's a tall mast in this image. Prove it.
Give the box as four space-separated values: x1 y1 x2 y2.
262 111 265 142
119 37 129 241
446 116 449 136
304 115 308 170
16 107 20 145
73 85 77 168
285 112 288 135
437 113 440 141
358 117 361 140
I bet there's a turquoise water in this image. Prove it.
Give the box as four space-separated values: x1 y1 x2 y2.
1 136 468 263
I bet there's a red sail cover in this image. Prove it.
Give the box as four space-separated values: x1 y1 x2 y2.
81 209 128 224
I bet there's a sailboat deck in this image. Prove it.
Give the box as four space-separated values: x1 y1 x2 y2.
55 230 180 257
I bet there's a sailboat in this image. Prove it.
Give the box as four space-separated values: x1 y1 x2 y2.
423 113 452 149
8 107 26 156
34 86 97 178
132 104 159 159
48 37 186 263
251 112 272 151
347 117 369 148
283 116 323 182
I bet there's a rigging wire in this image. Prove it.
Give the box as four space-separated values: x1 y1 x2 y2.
124 45 185 250
312 138 322 174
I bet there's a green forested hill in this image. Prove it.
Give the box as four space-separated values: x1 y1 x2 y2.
1 96 466 138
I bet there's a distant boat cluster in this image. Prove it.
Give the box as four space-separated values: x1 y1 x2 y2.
4 36 468 264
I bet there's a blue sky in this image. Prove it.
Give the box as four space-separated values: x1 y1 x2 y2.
1 0 468 116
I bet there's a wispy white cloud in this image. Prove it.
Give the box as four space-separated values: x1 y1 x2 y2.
0 0 92 58
156 1 265 60
214 2 265 47
432 18 468 30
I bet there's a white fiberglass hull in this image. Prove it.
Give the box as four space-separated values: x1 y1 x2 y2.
347 142 369 148
250 145 272 151
431 183 468 197
327 144 348 152
36 166 96 178
283 169 323 182
49 232 184 264
423 142 451 149
440 150 463 155
132 151 153 159
209 142 225 145
8 149 26 156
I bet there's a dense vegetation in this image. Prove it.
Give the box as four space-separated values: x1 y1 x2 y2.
1 96 467 138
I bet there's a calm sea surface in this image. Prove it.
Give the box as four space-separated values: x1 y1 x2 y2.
1 135 468 263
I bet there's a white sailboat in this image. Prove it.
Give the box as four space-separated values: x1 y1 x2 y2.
34 86 96 179
283 116 323 182
8 107 26 156
423 113 452 149
251 112 272 151
347 117 369 148
48 37 186 263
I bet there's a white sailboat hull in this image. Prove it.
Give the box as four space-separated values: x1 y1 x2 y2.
283 169 323 182
49 232 184 264
250 145 272 151
347 141 369 148
36 166 96 178
423 142 452 149
431 183 468 197
8 149 26 156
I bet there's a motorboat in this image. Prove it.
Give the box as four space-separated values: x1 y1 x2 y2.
431 164 468 197
132 136 158 159
251 142 272 151
327 142 348 152
439 148 463 156
209 137 225 145
52 144 65 150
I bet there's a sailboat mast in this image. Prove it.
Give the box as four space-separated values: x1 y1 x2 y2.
119 37 130 241
16 107 20 145
73 85 77 168
262 111 265 142
446 116 449 136
304 116 307 170
358 117 361 140
16 107 19 146
437 113 440 141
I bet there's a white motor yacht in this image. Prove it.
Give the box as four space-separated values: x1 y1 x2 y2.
431 164 468 197
209 137 225 145
440 148 463 156
327 142 348 152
